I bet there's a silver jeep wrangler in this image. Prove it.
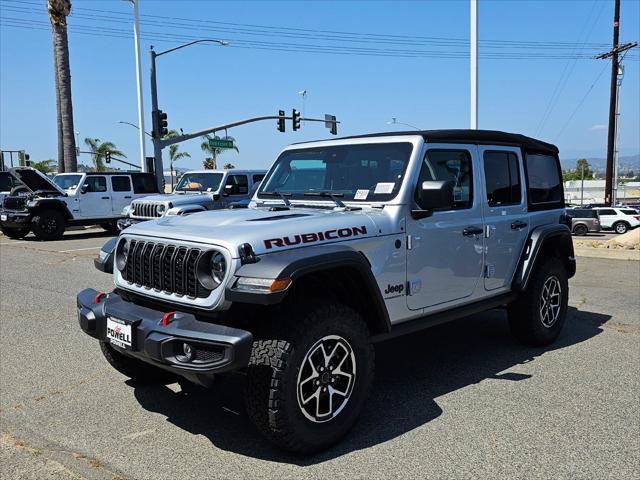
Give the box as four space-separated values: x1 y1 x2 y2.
78 130 575 453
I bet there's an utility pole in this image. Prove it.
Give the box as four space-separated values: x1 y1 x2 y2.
470 0 478 129
129 0 147 171
603 0 620 207
580 163 585 206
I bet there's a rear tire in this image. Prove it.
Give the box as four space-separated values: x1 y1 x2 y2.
0 225 30 239
244 303 374 453
99 341 174 384
572 224 588 236
508 257 568 346
31 210 65 240
613 222 628 234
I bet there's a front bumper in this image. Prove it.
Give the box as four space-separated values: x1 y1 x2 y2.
0 210 32 228
117 217 145 230
77 288 253 385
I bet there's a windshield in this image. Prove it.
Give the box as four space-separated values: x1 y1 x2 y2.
258 142 413 202
53 174 82 190
174 173 223 192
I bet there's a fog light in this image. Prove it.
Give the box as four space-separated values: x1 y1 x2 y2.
176 342 194 363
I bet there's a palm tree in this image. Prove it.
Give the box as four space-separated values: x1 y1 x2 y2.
200 134 238 170
32 159 57 174
164 130 191 187
84 138 126 172
48 0 77 173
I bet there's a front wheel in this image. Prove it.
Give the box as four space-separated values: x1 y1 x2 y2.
244 304 374 453
0 225 30 239
613 222 628 234
31 210 65 240
508 257 568 346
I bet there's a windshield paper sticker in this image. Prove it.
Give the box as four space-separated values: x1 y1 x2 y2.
374 182 395 194
354 189 369 200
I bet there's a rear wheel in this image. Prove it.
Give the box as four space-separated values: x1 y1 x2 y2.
244 303 374 453
0 225 30 239
99 341 174 384
613 222 628 234
572 224 588 236
31 210 65 240
508 257 568 346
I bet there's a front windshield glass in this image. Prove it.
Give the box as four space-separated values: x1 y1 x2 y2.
258 142 413 202
174 173 224 192
53 174 82 190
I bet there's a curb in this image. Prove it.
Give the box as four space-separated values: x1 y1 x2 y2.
574 247 640 261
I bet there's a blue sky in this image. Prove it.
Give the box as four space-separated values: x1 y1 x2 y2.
1 0 639 172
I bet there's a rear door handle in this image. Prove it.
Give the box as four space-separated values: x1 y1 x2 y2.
463 226 483 236
101 196 110 200
511 220 528 230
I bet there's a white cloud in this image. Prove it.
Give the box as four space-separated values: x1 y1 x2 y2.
589 124 607 131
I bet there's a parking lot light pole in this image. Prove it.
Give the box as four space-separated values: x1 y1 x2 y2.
149 39 228 189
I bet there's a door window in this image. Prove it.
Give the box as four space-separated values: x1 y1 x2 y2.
483 151 521 206
415 149 473 209
111 176 131 192
83 176 107 193
225 174 249 195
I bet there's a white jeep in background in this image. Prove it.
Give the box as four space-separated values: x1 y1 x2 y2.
594 207 640 234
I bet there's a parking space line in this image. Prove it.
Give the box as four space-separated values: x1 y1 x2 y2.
59 246 103 253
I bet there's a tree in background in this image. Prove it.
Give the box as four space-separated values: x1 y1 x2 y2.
563 159 594 182
200 134 239 170
163 130 191 187
47 0 77 173
84 138 125 172
223 163 235 169
32 159 56 174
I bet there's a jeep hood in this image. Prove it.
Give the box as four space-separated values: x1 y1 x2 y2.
9 167 64 195
124 206 390 256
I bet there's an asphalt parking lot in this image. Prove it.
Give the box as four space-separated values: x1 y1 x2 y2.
1 228 638 479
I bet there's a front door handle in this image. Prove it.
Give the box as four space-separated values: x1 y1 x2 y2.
511 220 528 230
124 196 132 199
463 226 483 236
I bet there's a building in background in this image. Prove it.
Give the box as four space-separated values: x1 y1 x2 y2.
564 180 640 205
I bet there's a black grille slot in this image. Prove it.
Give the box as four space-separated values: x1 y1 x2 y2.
121 240 209 298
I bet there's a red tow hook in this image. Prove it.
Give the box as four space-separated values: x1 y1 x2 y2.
93 291 106 304
161 311 176 327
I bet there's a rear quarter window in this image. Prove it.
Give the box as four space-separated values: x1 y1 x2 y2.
131 174 159 194
525 153 563 207
621 209 637 216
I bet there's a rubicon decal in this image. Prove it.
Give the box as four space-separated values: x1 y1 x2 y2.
264 226 368 249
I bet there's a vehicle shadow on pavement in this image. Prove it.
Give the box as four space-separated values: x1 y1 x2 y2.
130 306 611 465
17 230 115 242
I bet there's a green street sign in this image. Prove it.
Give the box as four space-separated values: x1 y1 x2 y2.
208 139 235 149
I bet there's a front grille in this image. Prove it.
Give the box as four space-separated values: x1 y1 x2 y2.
132 202 163 219
122 239 209 298
2 196 27 211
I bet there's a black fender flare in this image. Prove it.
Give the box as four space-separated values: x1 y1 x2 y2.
94 237 117 274
30 198 73 220
225 244 391 334
512 224 576 292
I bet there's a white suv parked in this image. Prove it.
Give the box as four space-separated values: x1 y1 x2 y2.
594 207 640 234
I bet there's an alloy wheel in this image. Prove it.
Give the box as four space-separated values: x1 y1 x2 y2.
540 275 562 328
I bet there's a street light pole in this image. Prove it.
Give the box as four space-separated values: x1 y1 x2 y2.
127 0 147 171
149 39 228 190
387 118 421 130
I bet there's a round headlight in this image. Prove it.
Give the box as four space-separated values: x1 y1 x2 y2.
157 204 166 214
210 252 226 284
115 238 130 271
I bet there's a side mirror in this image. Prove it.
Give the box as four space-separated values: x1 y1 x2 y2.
94 237 117 274
223 184 233 197
80 184 88 194
412 180 454 219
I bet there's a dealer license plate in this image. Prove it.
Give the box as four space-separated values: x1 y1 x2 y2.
106 317 134 350
1 214 7 221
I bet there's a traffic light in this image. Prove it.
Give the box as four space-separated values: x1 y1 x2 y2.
292 109 301 131
105 151 111 164
152 109 168 137
329 115 337 135
277 110 286 132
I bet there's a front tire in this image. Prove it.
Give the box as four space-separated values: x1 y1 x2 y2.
244 303 374 453
0 225 30 239
99 341 174 384
613 222 628 234
31 210 65 240
508 257 568 346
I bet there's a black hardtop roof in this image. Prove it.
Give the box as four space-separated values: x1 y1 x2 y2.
299 129 558 155
84 171 154 176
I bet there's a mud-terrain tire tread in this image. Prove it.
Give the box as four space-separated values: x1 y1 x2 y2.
244 303 374 454
99 341 174 384
508 257 568 346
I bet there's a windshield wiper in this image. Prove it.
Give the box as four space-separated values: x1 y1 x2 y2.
261 191 291 207
303 191 346 208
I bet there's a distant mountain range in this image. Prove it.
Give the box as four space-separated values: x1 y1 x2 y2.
560 154 640 174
